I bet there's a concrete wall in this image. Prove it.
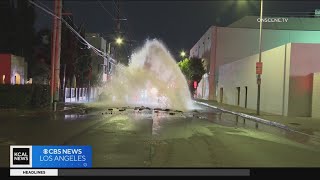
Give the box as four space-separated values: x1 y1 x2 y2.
312 73 320 118
218 43 320 117
216 28 320 68
288 75 313 117
289 43 320 116
217 44 290 115
215 28 320 79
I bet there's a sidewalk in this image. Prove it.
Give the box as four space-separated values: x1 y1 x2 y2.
0 102 88 116
196 99 320 137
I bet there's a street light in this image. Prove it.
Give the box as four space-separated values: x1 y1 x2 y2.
180 51 186 58
116 37 123 45
108 37 124 54
107 37 123 75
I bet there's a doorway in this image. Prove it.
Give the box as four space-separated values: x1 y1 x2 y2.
220 88 223 103
14 73 21 85
245 86 248 108
1 75 5 84
236 87 240 106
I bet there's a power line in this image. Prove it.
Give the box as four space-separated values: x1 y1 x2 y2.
36 0 87 48
96 0 115 19
112 0 120 14
35 0 79 35
29 0 118 65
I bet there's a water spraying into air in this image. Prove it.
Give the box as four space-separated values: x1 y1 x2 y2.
99 39 194 111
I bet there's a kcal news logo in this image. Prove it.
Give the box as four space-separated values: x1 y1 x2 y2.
10 145 92 168
10 146 33 168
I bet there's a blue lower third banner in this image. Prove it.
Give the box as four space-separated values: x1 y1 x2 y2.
10 145 92 168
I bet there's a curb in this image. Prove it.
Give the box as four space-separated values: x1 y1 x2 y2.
195 101 318 138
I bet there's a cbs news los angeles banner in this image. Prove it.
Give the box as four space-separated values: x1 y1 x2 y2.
10 145 92 176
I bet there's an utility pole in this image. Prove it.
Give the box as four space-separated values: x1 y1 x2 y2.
116 0 121 33
113 0 122 61
62 64 66 102
50 4 57 106
50 0 62 111
256 0 263 115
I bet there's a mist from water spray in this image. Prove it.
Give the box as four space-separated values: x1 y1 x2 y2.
99 39 194 111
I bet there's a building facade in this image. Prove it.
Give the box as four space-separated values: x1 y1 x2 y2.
0 54 27 85
190 16 320 102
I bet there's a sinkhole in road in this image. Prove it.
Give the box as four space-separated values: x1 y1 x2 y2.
98 39 194 111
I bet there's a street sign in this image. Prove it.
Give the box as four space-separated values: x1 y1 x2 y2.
256 62 263 75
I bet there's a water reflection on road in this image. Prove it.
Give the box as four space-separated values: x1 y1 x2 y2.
1 103 320 167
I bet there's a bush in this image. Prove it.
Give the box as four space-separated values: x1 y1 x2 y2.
0 84 50 108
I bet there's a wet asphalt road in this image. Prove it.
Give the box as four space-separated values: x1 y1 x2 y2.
1 104 320 167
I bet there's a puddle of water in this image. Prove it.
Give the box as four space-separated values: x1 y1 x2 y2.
205 112 320 147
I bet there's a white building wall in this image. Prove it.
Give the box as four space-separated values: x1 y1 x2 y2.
216 28 320 70
190 26 213 58
192 24 320 102
10 55 25 85
215 28 320 101
312 73 320 118
218 44 290 115
192 26 320 100
196 73 209 99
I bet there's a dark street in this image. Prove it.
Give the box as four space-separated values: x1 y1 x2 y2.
1 103 320 167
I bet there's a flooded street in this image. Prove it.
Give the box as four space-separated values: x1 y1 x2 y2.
1 104 320 167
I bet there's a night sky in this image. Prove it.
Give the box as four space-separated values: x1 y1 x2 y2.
34 0 320 59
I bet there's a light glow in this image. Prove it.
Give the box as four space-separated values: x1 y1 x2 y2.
180 51 186 57
116 37 123 45
2 75 5 84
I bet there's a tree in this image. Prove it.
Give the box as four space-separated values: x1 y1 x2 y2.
31 28 51 84
74 48 92 87
178 57 205 93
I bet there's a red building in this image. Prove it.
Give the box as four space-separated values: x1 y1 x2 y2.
0 54 27 85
